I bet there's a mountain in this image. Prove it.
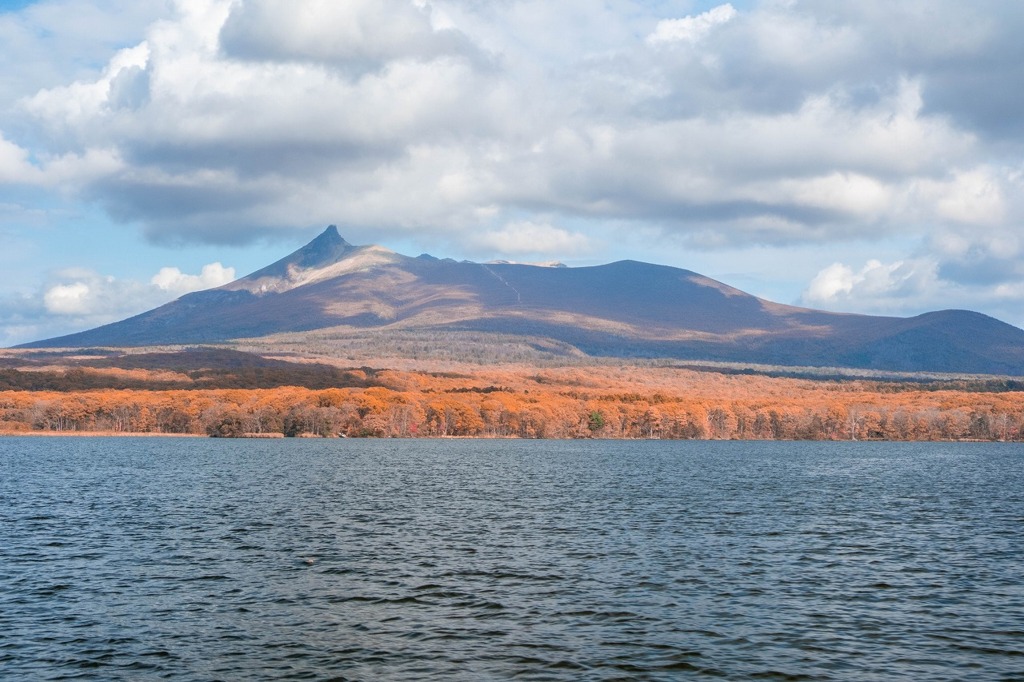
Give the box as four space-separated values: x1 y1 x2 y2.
20 226 1024 375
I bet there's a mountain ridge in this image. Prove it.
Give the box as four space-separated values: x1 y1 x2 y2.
19 226 1024 375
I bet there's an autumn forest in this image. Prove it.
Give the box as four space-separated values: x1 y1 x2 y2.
2 347 1022 441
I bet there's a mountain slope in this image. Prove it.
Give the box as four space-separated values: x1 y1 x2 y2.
20 226 1024 374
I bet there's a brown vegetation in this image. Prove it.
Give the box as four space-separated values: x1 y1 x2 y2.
1 363 1022 441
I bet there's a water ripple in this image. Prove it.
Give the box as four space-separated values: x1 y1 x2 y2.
1 438 1022 680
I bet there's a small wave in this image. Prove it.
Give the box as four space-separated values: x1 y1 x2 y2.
34 583 72 596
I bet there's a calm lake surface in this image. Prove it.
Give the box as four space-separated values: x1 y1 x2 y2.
1 438 1021 681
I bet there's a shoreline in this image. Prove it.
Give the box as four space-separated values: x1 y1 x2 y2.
0 431 205 438
0 430 1009 443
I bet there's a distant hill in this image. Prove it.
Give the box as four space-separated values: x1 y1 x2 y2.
20 226 1024 375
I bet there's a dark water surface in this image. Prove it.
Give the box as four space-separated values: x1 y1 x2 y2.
1 438 1022 680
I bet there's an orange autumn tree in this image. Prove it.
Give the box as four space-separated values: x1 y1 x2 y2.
1 365 1023 441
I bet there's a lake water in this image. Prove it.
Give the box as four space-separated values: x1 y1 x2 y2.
1 438 1022 681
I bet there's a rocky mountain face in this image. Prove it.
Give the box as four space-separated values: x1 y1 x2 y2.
21 226 1024 375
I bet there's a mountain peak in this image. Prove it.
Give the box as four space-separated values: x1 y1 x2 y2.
295 225 352 268
318 224 346 245
224 226 401 295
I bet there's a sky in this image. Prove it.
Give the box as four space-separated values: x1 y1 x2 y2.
2 0 1024 346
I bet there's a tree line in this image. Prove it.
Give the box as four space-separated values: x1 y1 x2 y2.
2 378 1022 441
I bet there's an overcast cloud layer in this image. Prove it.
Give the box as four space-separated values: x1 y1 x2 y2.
2 0 1024 344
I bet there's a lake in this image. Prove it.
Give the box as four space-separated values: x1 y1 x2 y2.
1 438 1022 680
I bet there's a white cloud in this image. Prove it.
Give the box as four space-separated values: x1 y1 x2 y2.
0 132 41 183
151 261 235 294
0 0 171 107
800 253 1024 328
802 257 943 313
471 221 591 257
43 281 93 315
916 167 1006 226
40 262 236 323
804 262 856 303
4 0 1003 250
647 4 737 46
219 0 473 69
776 172 893 219
18 42 151 150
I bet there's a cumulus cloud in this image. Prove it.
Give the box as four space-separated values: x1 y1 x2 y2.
43 281 93 315
803 259 940 310
219 0 477 71
0 132 40 183
647 4 737 46
151 262 236 294
12 0 515 242
915 167 1007 227
800 254 1024 328
0 0 171 106
0 255 239 345
36 262 236 331
470 221 591 257
795 1 1024 140
9 0 1019 250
